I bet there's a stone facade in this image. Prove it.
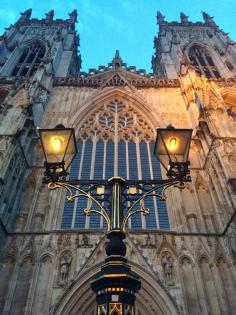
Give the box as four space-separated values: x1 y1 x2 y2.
0 9 236 315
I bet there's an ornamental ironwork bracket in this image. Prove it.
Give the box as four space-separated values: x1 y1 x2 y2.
48 177 189 232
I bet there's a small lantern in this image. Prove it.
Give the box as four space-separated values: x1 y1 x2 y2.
154 126 192 180
39 125 77 181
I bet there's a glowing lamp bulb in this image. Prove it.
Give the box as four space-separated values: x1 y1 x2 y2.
51 137 63 153
168 137 177 151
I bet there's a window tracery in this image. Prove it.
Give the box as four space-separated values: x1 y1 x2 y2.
78 100 154 142
188 45 221 79
11 44 45 77
62 100 169 231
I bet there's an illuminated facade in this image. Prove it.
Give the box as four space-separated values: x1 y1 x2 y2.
0 9 236 315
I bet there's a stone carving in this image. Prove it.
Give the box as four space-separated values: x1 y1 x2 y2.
3 237 18 262
161 252 174 284
78 100 154 142
82 234 89 246
41 254 53 264
25 26 56 37
21 237 35 264
54 76 180 88
142 234 156 248
58 252 72 285
34 87 49 106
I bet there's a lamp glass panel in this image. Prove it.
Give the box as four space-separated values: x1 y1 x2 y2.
154 129 192 169
39 128 77 170
63 131 77 169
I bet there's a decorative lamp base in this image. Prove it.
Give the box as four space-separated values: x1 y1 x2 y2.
91 231 141 315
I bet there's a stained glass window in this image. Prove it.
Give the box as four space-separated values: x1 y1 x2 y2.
61 100 169 230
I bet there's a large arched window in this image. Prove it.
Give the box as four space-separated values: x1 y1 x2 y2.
189 45 221 79
11 44 45 77
61 100 170 231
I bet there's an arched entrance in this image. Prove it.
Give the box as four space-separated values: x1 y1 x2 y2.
53 263 180 315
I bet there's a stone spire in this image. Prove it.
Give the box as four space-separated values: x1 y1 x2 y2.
180 12 189 25
68 9 78 30
44 10 54 22
110 50 124 69
68 9 78 23
17 9 32 24
202 12 216 26
156 11 166 25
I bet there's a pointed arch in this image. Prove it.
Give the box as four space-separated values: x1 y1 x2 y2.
70 87 160 136
198 253 210 265
183 41 221 78
11 38 47 77
20 37 49 51
220 87 236 113
53 262 180 315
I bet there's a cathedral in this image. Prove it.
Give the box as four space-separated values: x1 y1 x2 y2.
0 7 236 315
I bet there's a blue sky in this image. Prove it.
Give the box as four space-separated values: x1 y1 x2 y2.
0 0 235 72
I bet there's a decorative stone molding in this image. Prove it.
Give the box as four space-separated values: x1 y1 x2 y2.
54 75 180 88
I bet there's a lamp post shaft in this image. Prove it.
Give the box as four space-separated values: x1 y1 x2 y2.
91 177 141 315
109 177 125 231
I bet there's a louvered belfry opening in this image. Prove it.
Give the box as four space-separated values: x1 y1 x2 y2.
11 44 45 77
189 45 221 79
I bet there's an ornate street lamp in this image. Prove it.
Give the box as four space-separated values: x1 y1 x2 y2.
39 125 192 315
38 125 77 182
154 125 192 181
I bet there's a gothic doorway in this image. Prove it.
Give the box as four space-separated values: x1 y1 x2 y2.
53 263 179 315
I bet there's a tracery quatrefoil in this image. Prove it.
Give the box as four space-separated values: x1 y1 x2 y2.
79 100 154 142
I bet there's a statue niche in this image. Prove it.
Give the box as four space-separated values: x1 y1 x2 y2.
161 252 174 285
58 251 72 286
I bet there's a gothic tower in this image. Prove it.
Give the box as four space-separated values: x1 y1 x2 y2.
0 9 236 315
152 11 236 79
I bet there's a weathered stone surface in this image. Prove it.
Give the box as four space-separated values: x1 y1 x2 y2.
0 9 236 315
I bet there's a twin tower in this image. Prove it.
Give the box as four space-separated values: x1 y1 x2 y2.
0 9 235 80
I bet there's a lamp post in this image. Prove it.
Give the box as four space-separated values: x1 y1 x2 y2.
39 125 192 315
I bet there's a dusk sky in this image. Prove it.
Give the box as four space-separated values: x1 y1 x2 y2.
0 0 235 72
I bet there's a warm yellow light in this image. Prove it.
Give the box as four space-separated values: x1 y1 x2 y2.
50 136 64 153
167 137 178 152
128 187 137 195
97 187 105 195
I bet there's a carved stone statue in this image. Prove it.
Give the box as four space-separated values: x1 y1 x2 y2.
59 254 72 284
162 253 174 283
82 234 89 246
35 88 49 105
